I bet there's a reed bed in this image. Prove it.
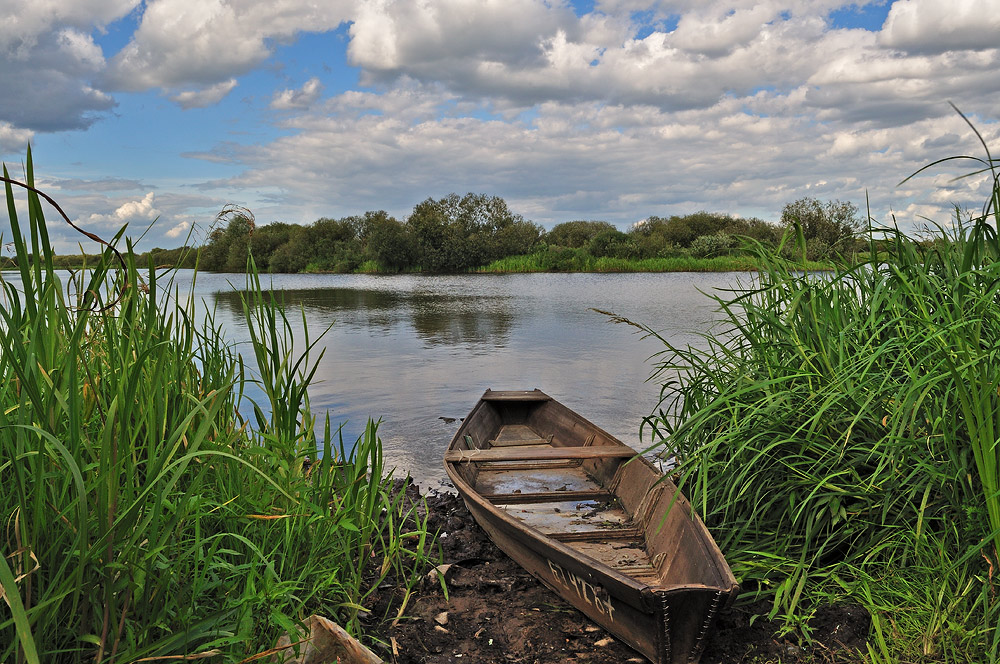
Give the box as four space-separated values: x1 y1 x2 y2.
0 153 432 663
475 251 790 273
618 141 1000 661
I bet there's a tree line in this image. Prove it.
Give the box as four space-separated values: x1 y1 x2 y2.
198 193 545 273
0 194 865 273
197 193 865 273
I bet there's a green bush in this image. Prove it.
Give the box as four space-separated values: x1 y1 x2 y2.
587 229 635 258
537 246 586 271
689 233 736 258
544 220 616 248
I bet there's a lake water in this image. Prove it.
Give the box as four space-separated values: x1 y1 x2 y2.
176 271 749 489
4 269 748 489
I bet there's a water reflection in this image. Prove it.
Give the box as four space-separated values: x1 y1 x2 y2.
212 287 515 349
158 271 742 489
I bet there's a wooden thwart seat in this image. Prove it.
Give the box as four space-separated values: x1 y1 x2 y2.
481 391 552 402
483 488 609 504
490 437 551 447
445 446 636 463
550 527 643 542
477 461 579 471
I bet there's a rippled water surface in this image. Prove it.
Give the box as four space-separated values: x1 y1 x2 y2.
199 271 754 489
11 269 750 488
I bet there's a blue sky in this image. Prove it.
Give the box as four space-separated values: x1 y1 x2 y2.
2 0 999 252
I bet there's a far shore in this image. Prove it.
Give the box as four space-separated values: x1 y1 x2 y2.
3 254 835 274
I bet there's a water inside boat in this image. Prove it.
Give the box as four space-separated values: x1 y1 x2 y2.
473 423 661 582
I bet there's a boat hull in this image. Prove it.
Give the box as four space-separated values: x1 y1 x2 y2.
444 390 739 664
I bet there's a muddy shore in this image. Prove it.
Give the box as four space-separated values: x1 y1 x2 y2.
362 485 869 664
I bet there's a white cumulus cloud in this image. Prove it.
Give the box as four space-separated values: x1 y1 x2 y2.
0 6 120 133
0 0 139 56
0 122 34 154
188 84 999 234
880 0 1000 54
164 219 191 238
5 0 1000 250
171 78 238 109
271 77 324 109
104 0 352 91
84 192 161 228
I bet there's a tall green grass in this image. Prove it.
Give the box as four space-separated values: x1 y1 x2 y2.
0 152 432 663
615 142 1000 661
476 250 787 273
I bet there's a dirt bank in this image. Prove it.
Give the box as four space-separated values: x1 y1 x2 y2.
364 486 869 664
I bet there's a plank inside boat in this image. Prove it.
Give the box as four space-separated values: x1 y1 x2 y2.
491 424 550 447
475 465 601 495
567 541 660 581
497 499 631 534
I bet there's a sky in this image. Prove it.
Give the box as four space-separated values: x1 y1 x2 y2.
1 0 999 253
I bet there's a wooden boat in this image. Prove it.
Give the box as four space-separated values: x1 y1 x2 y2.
444 389 739 664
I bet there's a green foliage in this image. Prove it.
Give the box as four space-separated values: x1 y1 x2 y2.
304 217 363 272
612 146 1000 661
493 211 544 258
1 247 197 271
544 220 617 248
0 153 433 662
408 193 542 272
538 246 588 271
144 245 198 269
196 193 542 274
407 196 467 272
188 194 854 275
359 210 414 272
628 212 784 259
248 222 301 272
780 197 863 260
637 211 735 248
587 229 635 258
10 195 852 276
477 250 770 273
219 214 254 272
689 233 736 258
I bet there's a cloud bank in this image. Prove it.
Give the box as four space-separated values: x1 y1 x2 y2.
0 0 998 249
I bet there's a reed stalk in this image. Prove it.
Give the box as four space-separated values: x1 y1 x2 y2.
0 151 431 662
611 130 1000 661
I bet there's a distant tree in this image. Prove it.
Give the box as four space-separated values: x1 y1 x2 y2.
359 210 414 271
199 213 254 272
250 222 299 271
146 246 197 269
780 198 863 259
199 228 226 271
222 215 255 272
537 246 586 271
690 233 737 258
306 217 362 271
636 212 733 248
545 221 617 248
588 229 635 259
267 241 309 273
408 197 465 271
408 193 539 271
725 216 783 247
493 219 543 258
